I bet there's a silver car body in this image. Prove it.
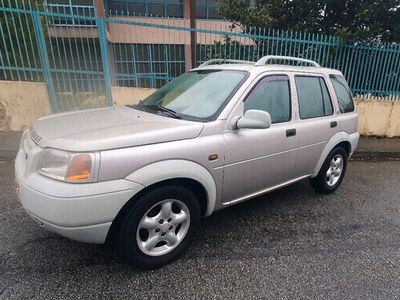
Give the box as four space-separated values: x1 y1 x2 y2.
15 57 359 244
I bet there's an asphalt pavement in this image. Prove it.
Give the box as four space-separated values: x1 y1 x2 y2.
1 159 400 299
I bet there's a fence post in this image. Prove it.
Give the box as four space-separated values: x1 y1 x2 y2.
184 0 196 71
31 11 58 113
96 17 113 107
94 0 117 85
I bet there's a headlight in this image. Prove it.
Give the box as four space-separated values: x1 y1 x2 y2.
39 149 98 183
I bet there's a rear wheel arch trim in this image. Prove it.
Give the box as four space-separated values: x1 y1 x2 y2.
311 132 356 178
125 160 217 216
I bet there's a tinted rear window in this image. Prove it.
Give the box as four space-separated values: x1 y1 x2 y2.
295 76 333 119
330 75 355 113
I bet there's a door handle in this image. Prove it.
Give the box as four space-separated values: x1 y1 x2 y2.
330 121 337 128
286 128 296 137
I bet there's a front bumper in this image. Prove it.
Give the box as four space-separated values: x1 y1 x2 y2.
23 208 113 244
15 149 144 244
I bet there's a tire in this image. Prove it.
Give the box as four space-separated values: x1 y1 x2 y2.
310 146 348 194
115 185 201 269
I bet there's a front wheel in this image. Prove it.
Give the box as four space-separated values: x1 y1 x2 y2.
310 147 348 194
115 185 201 269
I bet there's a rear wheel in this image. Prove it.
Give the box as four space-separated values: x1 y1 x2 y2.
115 185 201 269
310 147 347 194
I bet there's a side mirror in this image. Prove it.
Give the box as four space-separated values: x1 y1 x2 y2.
236 110 271 129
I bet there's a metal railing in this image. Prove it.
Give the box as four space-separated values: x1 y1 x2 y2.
1 0 400 113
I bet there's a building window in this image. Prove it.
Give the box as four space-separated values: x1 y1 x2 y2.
106 0 184 18
112 44 186 88
196 0 221 19
46 0 96 26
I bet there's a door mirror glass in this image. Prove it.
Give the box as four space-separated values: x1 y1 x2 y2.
236 110 272 129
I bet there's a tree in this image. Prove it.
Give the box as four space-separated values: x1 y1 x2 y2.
217 0 400 43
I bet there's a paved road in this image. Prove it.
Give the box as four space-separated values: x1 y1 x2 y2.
1 160 400 299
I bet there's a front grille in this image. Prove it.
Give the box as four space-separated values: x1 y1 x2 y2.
20 131 43 177
30 129 42 144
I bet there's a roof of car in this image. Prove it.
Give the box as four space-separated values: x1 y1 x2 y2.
192 56 343 76
193 63 343 76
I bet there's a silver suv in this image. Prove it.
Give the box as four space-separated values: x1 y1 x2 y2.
15 56 359 268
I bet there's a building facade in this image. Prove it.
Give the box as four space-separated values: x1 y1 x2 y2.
45 0 231 89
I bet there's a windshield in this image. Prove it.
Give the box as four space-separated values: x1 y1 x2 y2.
137 70 248 121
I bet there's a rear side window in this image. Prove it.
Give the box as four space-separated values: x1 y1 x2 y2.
330 75 355 113
244 75 291 123
295 76 333 119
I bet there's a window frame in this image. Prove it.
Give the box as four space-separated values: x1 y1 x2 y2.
46 0 96 27
294 74 334 120
105 0 184 18
243 74 293 124
196 0 223 20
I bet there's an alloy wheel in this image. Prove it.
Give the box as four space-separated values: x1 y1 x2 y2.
326 154 344 187
136 199 190 256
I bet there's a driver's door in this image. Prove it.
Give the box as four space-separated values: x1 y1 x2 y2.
222 74 299 203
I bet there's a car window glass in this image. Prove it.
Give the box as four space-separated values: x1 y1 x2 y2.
295 76 333 119
244 75 291 123
330 75 355 113
141 70 247 121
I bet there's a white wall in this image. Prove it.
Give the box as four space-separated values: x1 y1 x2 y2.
1 81 399 137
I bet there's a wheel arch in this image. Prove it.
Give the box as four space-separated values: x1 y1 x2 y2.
311 132 353 178
106 177 208 244
124 160 216 215
105 160 216 245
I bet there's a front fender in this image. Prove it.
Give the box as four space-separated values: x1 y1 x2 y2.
125 160 217 216
311 131 360 177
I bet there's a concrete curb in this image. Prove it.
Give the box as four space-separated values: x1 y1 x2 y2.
353 137 400 160
351 150 400 160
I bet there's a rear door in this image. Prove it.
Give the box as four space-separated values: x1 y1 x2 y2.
293 73 341 177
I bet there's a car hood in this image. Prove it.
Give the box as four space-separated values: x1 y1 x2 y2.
31 106 204 152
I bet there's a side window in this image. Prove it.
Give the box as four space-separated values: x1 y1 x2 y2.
244 75 291 123
330 75 355 113
295 76 333 119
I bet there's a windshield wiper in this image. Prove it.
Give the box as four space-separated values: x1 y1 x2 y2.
127 101 182 119
145 104 182 119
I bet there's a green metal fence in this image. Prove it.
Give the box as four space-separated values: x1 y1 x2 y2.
1 1 399 113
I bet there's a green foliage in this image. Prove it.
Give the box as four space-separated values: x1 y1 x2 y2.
217 0 400 43
199 38 245 61
0 0 45 80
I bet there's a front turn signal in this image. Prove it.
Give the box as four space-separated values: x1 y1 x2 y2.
65 154 92 181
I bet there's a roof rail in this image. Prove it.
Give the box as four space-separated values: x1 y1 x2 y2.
198 59 254 68
255 55 320 67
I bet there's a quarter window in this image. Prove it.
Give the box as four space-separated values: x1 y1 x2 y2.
244 75 291 123
295 76 333 119
330 75 355 113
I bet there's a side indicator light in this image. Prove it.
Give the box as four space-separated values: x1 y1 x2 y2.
208 154 218 161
